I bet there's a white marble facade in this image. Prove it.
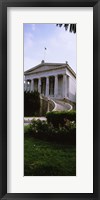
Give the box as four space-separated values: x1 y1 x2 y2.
24 61 76 102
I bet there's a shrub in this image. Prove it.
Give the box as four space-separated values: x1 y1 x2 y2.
66 110 76 121
46 110 76 128
25 119 76 145
24 124 33 136
24 91 40 116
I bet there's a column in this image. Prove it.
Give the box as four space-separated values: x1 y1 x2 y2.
46 77 49 97
24 80 27 91
31 79 34 92
67 75 69 97
38 78 41 94
54 75 58 98
27 80 30 92
63 74 67 98
29 80 31 92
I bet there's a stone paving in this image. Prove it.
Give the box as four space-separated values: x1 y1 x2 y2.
24 99 72 125
53 99 72 111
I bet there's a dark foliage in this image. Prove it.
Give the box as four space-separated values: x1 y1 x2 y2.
24 91 40 116
24 119 76 145
46 110 76 128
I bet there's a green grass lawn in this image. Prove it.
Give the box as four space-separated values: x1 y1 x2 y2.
24 136 76 176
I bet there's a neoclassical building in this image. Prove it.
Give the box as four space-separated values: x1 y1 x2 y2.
24 61 76 102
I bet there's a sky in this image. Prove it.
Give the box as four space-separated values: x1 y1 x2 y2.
24 24 76 72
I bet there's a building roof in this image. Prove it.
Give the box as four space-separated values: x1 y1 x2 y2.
24 61 76 78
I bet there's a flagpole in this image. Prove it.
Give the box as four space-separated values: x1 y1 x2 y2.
44 48 45 61
44 47 47 61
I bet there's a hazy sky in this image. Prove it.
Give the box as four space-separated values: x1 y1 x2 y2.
24 24 76 72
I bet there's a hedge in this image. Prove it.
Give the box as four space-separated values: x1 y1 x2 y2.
24 91 40 116
46 110 76 127
24 119 76 145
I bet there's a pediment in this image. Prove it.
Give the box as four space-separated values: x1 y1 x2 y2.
25 64 66 75
24 62 76 78
30 65 62 73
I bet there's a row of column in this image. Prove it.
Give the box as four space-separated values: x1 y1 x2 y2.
24 74 68 98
